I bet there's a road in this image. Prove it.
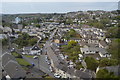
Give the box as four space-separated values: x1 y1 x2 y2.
22 55 54 77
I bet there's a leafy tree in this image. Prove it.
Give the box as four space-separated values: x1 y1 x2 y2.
99 58 119 67
108 39 120 60
36 24 41 28
61 40 81 63
2 38 8 46
96 69 117 78
68 40 77 46
14 33 38 48
106 27 120 38
85 56 98 71
29 38 37 46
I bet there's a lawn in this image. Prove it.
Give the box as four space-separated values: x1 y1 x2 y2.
16 58 31 66
24 55 34 58
24 55 40 58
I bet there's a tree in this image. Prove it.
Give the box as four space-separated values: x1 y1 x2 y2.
106 27 120 38
36 24 41 28
108 39 120 61
96 69 117 78
85 56 98 71
99 58 119 67
2 38 8 46
29 38 37 46
68 40 77 46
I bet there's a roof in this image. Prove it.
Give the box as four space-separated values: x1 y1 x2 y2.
99 40 108 47
23 46 32 51
2 53 16 67
101 65 120 76
56 63 68 72
4 60 26 78
31 44 40 50
75 70 92 78
80 47 108 55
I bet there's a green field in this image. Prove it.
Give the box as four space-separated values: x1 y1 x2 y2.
16 58 31 66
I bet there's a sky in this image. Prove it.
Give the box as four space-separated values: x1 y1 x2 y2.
0 0 119 14
1 0 120 2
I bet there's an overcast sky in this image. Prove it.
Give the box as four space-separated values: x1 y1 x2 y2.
1 0 120 2
0 0 119 14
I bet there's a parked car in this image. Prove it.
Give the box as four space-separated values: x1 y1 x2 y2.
54 73 61 78
49 66 53 72
33 56 38 59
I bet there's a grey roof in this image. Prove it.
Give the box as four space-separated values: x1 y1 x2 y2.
75 70 92 78
81 47 108 54
99 40 108 47
56 64 68 72
31 44 40 50
23 46 32 51
2 53 16 67
4 60 26 78
101 65 120 76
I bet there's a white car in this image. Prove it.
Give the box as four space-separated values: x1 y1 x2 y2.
49 66 53 72
33 56 38 59
54 73 61 78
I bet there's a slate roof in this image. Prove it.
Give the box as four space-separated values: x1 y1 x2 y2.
99 40 108 47
75 70 92 78
2 53 16 67
31 44 40 50
4 60 26 78
101 65 120 76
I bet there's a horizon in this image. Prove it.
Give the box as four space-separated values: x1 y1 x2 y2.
1 2 118 14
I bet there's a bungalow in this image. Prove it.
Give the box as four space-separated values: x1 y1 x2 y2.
80 47 99 54
80 47 110 58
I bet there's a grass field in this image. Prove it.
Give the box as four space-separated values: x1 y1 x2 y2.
16 58 31 66
24 55 34 58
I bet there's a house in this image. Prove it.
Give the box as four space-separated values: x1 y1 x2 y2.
22 46 32 55
80 47 99 54
98 48 111 58
22 44 41 55
99 40 108 49
3 27 12 33
54 39 61 43
17 24 23 29
4 60 26 79
0 34 7 39
22 29 28 33
80 47 110 58
30 44 41 55
105 38 112 43
2 53 26 79
99 65 120 76
2 53 16 67
55 64 70 78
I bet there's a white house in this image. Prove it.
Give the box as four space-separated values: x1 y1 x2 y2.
22 44 41 55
